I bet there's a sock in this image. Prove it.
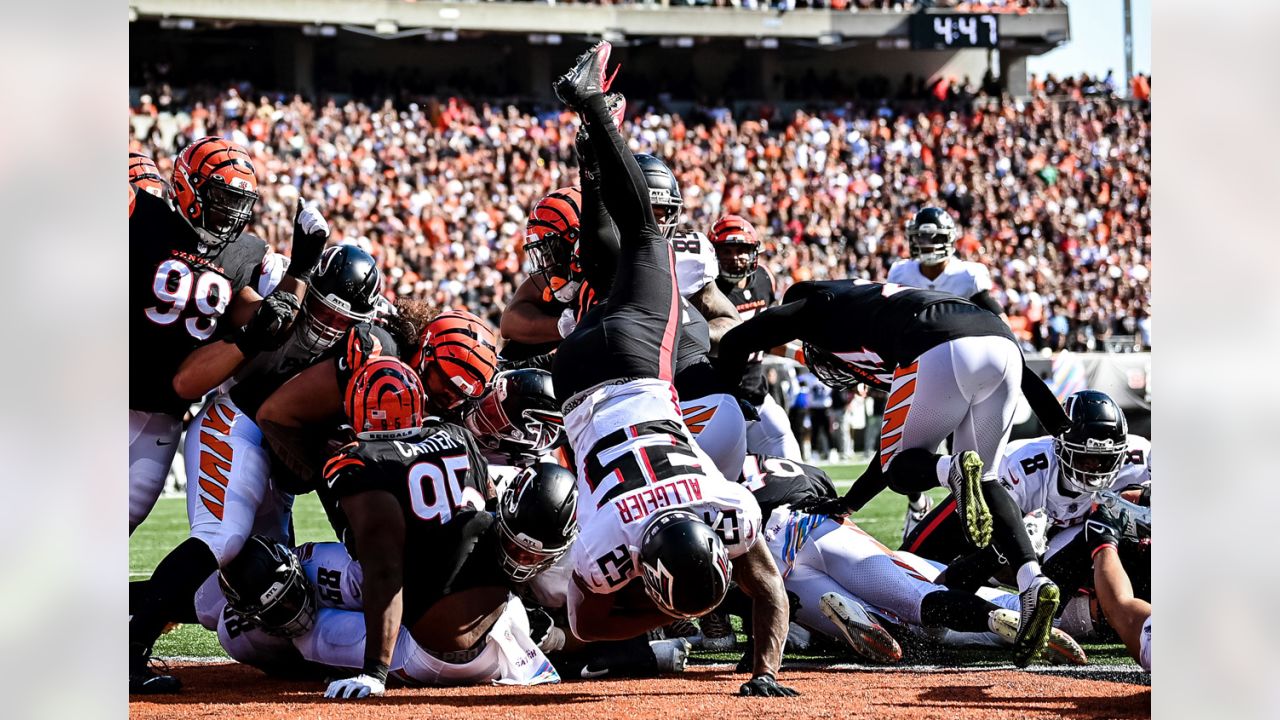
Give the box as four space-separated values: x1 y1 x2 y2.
884 448 943 495
982 480 1039 578
130 538 218 659
1016 562 1044 593
920 590 1001 633
936 455 952 488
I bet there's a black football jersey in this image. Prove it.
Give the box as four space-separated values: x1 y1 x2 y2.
736 453 837 518
131 190 269 415
673 296 724 399
727 279 1016 391
717 267 776 401
229 322 400 421
319 421 493 621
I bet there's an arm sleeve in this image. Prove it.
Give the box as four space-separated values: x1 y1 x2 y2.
969 289 1005 317
497 350 556 372
718 296 822 376
1020 365 1071 435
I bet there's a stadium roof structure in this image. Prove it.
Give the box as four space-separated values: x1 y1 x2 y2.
131 0 1067 51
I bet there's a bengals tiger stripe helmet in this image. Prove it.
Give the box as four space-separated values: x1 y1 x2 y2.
344 356 426 440
524 187 582 304
129 152 168 198
411 309 499 413
170 137 259 250
710 214 759 281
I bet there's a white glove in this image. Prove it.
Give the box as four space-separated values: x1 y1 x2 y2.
557 307 578 339
297 202 331 239
537 625 567 654
324 674 386 699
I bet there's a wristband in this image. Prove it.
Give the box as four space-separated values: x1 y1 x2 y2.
362 659 390 684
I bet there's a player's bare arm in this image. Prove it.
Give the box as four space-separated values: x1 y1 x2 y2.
566 573 671 642
732 539 791 683
256 359 345 489
688 280 742 354
171 285 301 400
339 489 406 688
500 276 564 345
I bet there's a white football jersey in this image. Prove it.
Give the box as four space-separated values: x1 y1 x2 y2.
997 435 1151 528
887 258 992 299
673 231 718 298
295 541 365 610
570 476 760 595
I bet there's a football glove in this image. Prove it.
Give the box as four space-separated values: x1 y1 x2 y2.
736 398 761 423
1083 502 1125 557
788 494 851 519
288 200 330 281
324 673 385 700
738 674 799 697
557 307 578 339
234 290 301 355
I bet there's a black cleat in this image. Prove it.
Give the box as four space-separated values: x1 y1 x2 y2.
554 41 615 108
130 656 181 695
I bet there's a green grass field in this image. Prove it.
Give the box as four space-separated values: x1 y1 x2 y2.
131 463 1133 665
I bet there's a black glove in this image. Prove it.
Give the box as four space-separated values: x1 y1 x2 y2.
736 397 761 423
287 200 330 282
234 290 301 355
1083 502 1124 557
789 494 851 519
738 674 799 697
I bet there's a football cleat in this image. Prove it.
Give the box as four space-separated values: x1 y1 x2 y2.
697 611 736 652
554 41 616 108
1044 627 1089 666
947 451 992 548
130 655 181 695
785 622 813 653
662 619 703 645
649 638 691 674
604 92 626 132
819 592 903 664
1014 577 1061 667
902 493 933 539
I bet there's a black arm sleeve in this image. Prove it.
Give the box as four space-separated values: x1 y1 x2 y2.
718 297 820 376
1021 364 1071 435
969 290 1005 317
498 350 556 373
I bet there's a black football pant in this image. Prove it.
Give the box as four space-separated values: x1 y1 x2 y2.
553 93 680 401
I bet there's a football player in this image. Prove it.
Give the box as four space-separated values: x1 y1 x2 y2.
734 454 1085 666
129 244 380 694
889 207 1005 318
718 275 1074 667
902 390 1150 597
551 43 795 698
1081 502 1152 671
889 206 1006 532
130 138 316 542
709 214 801 460
317 358 560 698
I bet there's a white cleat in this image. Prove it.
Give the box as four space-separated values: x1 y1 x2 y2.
903 494 934 539
649 638 691 674
820 592 903 664
987 608 1086 666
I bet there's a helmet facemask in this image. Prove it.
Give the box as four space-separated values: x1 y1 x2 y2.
218 542 317 639
465 388 564 455
495 513 575 582
198 180 257 245
713 241 758 282
297 290 376 354
1055 435 1128 494
803 342 862 389
524 230 580 304
648 189 681 239
908 229 955 266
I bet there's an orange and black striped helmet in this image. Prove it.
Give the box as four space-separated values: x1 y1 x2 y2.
170 137 259 248
129 152 168 198
411 309 500 413
524 187 582 303
344 356 426 440
710 214 760 281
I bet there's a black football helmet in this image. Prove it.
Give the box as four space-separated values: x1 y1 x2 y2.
496 462 579 582
217 535 316 638
463 369 565 459
1055 390 1129 494
634 153 682 239
298 245 384 352
639 509 732 619
906 207 957 265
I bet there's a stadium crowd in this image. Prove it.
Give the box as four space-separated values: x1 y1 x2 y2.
437 1 1063 11
129 70 1149 356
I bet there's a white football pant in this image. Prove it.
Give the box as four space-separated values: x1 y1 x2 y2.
129 409 183 533
746 393 802 461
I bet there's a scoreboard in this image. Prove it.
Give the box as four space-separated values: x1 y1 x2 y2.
909 13 1000 50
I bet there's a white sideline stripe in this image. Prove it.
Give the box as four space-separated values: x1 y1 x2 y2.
696 661 1148 675
158 656 1149 676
